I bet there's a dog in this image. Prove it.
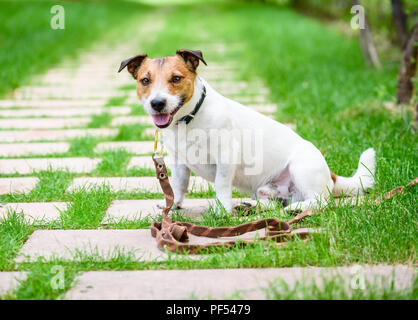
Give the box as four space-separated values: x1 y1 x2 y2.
118 49 376 213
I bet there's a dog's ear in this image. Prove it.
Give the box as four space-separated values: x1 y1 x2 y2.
118 54 148 79
176 49 207 72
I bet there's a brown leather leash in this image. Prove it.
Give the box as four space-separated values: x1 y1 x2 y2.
150 153 417 254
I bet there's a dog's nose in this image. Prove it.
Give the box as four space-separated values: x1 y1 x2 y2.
150 98 166 112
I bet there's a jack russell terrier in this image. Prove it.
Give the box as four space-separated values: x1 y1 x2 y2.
118 49 375 213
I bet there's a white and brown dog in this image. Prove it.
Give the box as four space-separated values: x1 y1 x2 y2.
119 49 375 212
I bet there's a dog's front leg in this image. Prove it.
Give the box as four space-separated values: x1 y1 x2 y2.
214 164 235 212
171 162 191 208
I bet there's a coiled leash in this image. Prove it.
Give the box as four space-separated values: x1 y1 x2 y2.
150 130 418 254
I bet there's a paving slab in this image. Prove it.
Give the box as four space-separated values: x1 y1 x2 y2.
0 117 91 129
0 177 39 195
64 266 416 300
67 176 211 193
0 158 100 174
0 129 118 142
111 116 153 126
0 106 130 118
0 142 70 157
127 156 159 170
142 128 157 138
14 87 119 99
0 272 27 296
94 141 154 154
0 99 106 108
104 198 252 222
15 229 168 263
0 202 67 222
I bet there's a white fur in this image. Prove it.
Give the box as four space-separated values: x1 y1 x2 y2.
148 77 376 212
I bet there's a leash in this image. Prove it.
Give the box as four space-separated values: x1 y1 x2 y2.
150 130 418 254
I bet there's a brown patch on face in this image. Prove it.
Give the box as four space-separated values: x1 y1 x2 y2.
330 171 337 183
135 55 197 103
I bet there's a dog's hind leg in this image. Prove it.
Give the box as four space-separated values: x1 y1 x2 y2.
283 151 333 213
214 163 236 212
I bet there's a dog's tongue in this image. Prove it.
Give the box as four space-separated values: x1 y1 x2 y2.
152 113 171 127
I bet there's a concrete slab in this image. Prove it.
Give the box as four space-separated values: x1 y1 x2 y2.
94 141 154 154
0 129 118 142
0 118 91 129
0 272 27 296
111 116 153 126
142 128 157 138
14 88 119 99
0 99 106 108
104 198 252 222
67 176 211 193
127 156 163 170
0 158 100 174
64 266 416 300
0 142 70 157
15 229 168 262
0 177 39 195
0 107 130 118
0 202 67 222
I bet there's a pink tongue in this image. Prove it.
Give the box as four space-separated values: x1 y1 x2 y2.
152 114 171 126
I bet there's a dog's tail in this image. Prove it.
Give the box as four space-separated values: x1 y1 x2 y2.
332 148 376 197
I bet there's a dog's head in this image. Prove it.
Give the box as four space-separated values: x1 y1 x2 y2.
118 49 207 128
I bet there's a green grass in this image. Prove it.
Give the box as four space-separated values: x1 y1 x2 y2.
0 0 151 97
1 169 73 203
106 95 128 107
0 212 33 270
113 123 151 141
263 274 418 300
68 136 99 157
88 113 112 129
93 149 131 176
61 185 114 229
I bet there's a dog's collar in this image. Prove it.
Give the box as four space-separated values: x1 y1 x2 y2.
176 85 206 125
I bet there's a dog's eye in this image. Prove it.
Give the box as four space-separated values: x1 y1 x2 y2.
140 77 150 86
171 76 182 83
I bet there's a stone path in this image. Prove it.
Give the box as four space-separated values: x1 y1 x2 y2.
64 266 415 299
0 177 39 195
0 128 118 142
0 202 66 222
1 14 412 300
0 158 100 174
0 142 70 157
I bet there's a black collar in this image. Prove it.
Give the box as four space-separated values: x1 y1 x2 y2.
176 85 206 125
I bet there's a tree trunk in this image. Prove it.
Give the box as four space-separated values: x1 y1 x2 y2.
396 23 418 104
353 0 381 68
391 0 409 49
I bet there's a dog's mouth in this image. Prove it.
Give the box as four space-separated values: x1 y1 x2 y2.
151 105 181 129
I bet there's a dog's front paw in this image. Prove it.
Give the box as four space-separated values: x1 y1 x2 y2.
156 200 182 210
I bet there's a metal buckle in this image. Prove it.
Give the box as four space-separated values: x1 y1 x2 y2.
153 129 164 159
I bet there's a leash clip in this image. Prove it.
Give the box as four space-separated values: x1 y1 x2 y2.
153 129 164 159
